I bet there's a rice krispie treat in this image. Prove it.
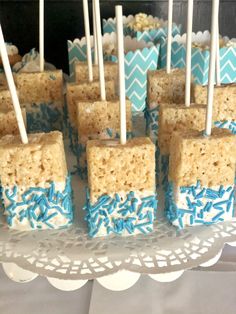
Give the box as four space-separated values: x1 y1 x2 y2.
146 68 193 141
157 104 207 188
0 108 27 137
66 79 116 152
15 70 64 132
0 88 13 111
76 99 132 177
0 131 74 230
85 137 157 237
75 61 118 83
147 68 187 108
194 84 236 134
166 128 236 228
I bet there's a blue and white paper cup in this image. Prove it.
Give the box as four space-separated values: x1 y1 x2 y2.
67 33 118 81
160 31 236 85
67 36 95 81
68 33 160 111
126 23 181 45
102 15 133 35
104 34 160 111
103 15 181 45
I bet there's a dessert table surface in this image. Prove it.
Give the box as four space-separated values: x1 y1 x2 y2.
1 244 236 314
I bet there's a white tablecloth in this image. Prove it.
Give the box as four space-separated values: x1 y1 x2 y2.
0 245 236 314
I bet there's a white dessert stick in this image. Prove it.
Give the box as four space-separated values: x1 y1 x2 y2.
92 0 98 65
83 0 93 82
215 18 221 86
205 0 219 136
94 0 106 101
0 25 28 144
166 0 173 74
39 0 44 72
116 5 126 145
185 0 194 107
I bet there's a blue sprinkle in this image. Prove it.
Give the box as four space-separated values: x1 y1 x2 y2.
227 200 233 213
165 180 235 229
84 189 158 237
226 186 233 192
203 202 212 212
186 196 193 209
213 200 229 210
115 193 120 202
43 212 58 222
106 128 113 137
212 211 225 222
1 176 73 229
141 195 155 202
190 215 194 225
195 188 205 199
218 186 225 198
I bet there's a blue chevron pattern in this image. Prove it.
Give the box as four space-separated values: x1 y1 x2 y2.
106 46 160 111
126 24 181 45
125 46 160 111
159 37 185 69
68 40 95 80
102 19 130 36
160 39 236 85
215 120 236 135
103 19 116 34
102 17 131 36
102 19 181 44
68 39 159 111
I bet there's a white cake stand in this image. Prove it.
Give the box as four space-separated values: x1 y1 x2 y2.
0 116 236 291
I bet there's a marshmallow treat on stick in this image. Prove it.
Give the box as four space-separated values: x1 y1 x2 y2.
146 0 189 141
157 0 206 188
74 0 117 85
194 17 236 135
0 26 27 139
84 6 157 237
0 25 74 230
67 0 119 152
15 0 64 133
167 0 236 228
75 0 132 178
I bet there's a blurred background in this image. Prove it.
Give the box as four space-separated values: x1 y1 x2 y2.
0 0 235 73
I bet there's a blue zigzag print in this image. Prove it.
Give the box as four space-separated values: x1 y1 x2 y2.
159 39 236 85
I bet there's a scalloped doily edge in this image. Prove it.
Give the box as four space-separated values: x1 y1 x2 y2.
1 241 234 291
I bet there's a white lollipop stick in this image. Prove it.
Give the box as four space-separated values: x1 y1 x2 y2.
205 0 219 136
92 0 98 65
0 25 28 144
94 0 106 101
166 0 173 74
39 0 44 72
215 18 221 86
185 0 194 107
116 5 126 145
83 0 93 82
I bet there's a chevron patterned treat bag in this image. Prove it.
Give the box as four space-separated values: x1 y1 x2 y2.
68 35 95 81
68 32 160 111
103 33 160 111
160 31 236 84
159 36 185 69
102 15 133 34
67 33 119 81
103 13 181 45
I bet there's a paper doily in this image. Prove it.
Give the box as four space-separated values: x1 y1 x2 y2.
0 115 236 290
